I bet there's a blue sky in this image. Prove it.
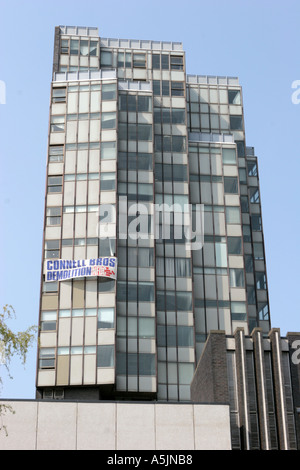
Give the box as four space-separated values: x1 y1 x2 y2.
0 0 299 399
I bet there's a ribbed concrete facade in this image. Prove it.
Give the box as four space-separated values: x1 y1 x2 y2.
191 328 300 450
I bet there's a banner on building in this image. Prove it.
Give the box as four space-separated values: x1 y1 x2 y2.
46 257 117 282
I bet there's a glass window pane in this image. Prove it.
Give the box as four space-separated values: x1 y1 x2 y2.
102 83 117 100
152 54 160 69
97 345 114 367
70 39 79 55
100 51 112 66
139 354 155 375
229 268 245 287
100 172 115 190
138 95 152 112
101 112 116 129
80 40 89 56
251 215 262 231
222 147 236 164
256 272 266 290
215 242 227 267
228 90 241 105
177 326 193 346
224 177 238 194
247 161 258 176
139 318 155 338
253 242 264 259
101 141 116 159
250 187 260 203
172 109 185 124
226 207 241 224
98 307 114 328
230 115 243 130
178 363 194 385
227 237 242 255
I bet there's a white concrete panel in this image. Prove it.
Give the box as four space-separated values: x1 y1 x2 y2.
59 281 72 309
83 354 96 385
62 213 74 238
65 150 76 173
48 162 64 175
47 193 62 206
88 180 100 204
116 403 155 450
66 121 77 143
36 402 77 450
155 404 195 450
77 402 115 450
89 119 100 141
37 370 55 387
75 212 86 238
45 226 61 240
85 279 97 307
77 150 88 173
78 120 89 142
90 91 100 113
194 404 231 450
71 317 84 346
78 91 89 113
97 367 114 384
70 355 83 385
76 180 87 205
84 316 97 345
63 181 75 205
67 92 78 114
58 318 71 346
49 133 65 145
89 149 100 172
97 329 115 345
40 332 56 348
0 401 38 450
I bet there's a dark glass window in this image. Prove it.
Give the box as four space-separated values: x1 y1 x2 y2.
227 237 242 255
171 81 184 96
162 80 170 96
52 88 66 103
153 80 161 96
224 177 238 194
161 55 169 70
245 255 254 273
250 187 260 203
170 56 184 70
98 278 115 293
236 140 245 157
247 161 258 176
256 272 267 290
241 196 249 213
133 53 146 68
47 176 62 193
172 109 185 124
97 345 114 367
138 95 152 112
70 39 79 55
228 90 241 105
230 115 243 130
251 215 262 231
230 268 245 287
152 54 160 69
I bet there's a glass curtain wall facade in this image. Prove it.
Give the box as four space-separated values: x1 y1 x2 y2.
36 26 270 402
